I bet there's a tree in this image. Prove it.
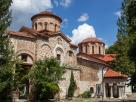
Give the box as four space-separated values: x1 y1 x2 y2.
28 58 66 101
107 0 136 91
106 0 135 76
68 71 76 98
0 0 13 101
126 0 136 91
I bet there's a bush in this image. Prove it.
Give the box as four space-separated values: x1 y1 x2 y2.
81 91 91 98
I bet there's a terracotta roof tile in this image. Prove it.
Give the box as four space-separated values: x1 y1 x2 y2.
104 69 128 78
31 11 62 22
77 53 109 66
79 37 105 45
7 30 36 39
99 54 116 62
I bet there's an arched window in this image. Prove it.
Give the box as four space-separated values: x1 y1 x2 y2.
56 47 63 62
69 51 73 57
57 38 62 45
86 45 88 53
55 24 57 32
99 46 101 54
35 23 37 30
57 54 61 61
21 54 28 62
44 22 47 30
92 46 94 54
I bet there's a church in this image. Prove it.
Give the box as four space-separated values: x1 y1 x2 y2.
7 11 131 100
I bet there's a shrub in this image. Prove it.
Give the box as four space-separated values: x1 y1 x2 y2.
81 91 91 98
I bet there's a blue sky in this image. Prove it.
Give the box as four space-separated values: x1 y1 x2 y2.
10 0 123 46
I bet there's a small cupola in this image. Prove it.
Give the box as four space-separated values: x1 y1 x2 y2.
78 37 105 55
31 11 62 32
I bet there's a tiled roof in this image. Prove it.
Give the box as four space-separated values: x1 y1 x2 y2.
79 37 105 45
31 11 62 22
77 53 109 66
104 69 128 78
7 26 49 39
7 30 36 39
99 54 116 62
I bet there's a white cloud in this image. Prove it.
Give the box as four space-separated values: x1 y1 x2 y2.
114 11 121 18
54 0 59 7
10 0 53 30
70 23 96 44
78 13 89 22
60 0 72 7
61 18 69 28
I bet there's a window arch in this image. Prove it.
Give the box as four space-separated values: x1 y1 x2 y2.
35 23 37 30
55 47 63 62
57 38 62 45
55 24 57 32
92 46 94 54
44 22 47 30
99 46 101 54
19 53 33 64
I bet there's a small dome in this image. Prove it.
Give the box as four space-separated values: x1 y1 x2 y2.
79 37 104 45
31 11 62 23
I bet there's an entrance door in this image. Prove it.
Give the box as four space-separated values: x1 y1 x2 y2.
113 83 119 98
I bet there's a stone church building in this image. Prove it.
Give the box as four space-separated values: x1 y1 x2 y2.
7 11 131 100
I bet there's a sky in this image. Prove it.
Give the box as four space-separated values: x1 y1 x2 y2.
10 0 123 46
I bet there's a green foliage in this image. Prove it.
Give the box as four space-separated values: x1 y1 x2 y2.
0 0 13 101
106 0 136 91
29 58 66 101
68 71 76 97
106 0 136 76
81 91 91 98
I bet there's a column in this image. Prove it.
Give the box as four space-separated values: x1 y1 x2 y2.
118 87 121 99
103 84 106 98
110 85 113 98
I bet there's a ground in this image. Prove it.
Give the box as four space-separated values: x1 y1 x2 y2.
60 93 136 102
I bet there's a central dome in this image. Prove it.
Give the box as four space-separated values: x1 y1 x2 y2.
31 11 62 32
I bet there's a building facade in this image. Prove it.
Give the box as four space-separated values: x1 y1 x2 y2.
8 11 131 100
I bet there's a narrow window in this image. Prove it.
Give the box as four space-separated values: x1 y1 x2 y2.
86 45 88 53
69 51 73 57
92 46 94 54
44 22 47 30
21 54 27 62
35 23 37 30
57 54 61 61
55 24 57 32
99 46 101 54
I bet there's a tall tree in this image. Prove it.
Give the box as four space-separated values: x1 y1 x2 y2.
107 0 135 76
126 0 136 91
68 71 76 98
0 0 13 101
107 0 136 91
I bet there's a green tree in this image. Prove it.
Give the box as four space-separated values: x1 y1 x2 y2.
106 0 135 76
107 0 136 91
28 58 66 101
68 71 76 98
126 0 136 91
0 0 13 101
